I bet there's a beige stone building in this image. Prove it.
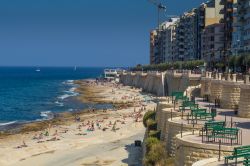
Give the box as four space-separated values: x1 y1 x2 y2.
201 23 225 65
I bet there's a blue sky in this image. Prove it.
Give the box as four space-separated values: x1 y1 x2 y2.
0 0 205 67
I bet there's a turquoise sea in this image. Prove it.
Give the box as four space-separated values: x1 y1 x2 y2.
0 67 111 129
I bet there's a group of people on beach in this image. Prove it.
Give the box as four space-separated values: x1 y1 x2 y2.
14 80 151 153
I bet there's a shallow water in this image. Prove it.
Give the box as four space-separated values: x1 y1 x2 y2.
0 67 111 126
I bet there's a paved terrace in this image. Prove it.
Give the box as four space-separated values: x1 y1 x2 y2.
181 98 250 166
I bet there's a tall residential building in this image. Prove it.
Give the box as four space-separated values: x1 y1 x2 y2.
175 10 197 61
165 22 178 62
201 23 225 66
233 0 250 52
150 30 157 64
195 0 224 60
231 1 242 55
220 0 238 61
149 18 179 64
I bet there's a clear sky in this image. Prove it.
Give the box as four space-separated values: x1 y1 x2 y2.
0 0 205 67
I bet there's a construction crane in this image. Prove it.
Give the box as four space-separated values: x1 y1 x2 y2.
148 0 167 29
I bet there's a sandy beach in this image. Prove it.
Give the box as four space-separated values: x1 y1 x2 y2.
0 80 156 166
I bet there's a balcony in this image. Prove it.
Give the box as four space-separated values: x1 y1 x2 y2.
220 0 225 5
220 8 225 14
244 12 250 19
227 8 233 13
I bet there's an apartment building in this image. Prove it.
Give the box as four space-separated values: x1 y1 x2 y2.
150 30 158 64
202 23 225 66
196 0 224 60
233 0 250 52
149 18 179 64
221 0 238 55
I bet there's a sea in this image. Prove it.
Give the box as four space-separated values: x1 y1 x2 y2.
0 67 112 129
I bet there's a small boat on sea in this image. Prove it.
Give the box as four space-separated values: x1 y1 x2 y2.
36 68 40 72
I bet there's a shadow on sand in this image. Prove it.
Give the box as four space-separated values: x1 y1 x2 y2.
122 143 143 166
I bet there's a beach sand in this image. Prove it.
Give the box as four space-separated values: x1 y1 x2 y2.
0 80 156 166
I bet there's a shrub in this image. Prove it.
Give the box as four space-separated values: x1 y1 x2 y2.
145 137 160 152
146 119 157 131
143 111 156 127
143 140 168 166
148 130 161 139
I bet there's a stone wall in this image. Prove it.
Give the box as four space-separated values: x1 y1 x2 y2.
200 72 212 97
120 70 201 97
155 101 173 135
156 107 183 141
220 76 242 109
239 76 250 117
175 132 233 166
166 118 203 157
120 71 165 96
209 77 223 103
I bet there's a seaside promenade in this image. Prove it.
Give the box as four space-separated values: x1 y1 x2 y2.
121 70 250 166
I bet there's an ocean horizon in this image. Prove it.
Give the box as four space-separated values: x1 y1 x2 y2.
0 67 111 128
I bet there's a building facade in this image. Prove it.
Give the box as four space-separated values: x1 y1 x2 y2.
233 0 250 53
195 0 224 61
201 23 225 66
150 30 158 64
149 18 179 64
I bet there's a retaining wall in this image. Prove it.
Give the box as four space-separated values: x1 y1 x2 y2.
166 118 203 157
175 133 234 166
220 80 242 109
239 77 250 117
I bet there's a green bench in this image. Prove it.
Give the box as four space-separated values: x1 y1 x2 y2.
171 91 186 102
225 145 250 165
244 155 250 166
208 126 239 145
204 121 225 130
191 108 216 120
179 101 198 112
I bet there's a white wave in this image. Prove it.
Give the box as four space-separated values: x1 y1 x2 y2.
58 94 71 100
40 111 54 120
58 91 79 100
69 87 76 92
0 121 17 126
63 80 74 85
55 101 64 107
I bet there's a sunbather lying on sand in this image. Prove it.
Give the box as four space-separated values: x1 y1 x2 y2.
46 137 60 141
15 141 28 149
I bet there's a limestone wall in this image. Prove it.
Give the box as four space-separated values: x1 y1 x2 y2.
120 71 165 96
120 70 201 97
156 107 183 141
209 80 223 103
239 76 250 117
165 70 201 96
175 133 233 166
155 101 173 134
220 79 242 109
166 118 203 157
200 72 212 97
